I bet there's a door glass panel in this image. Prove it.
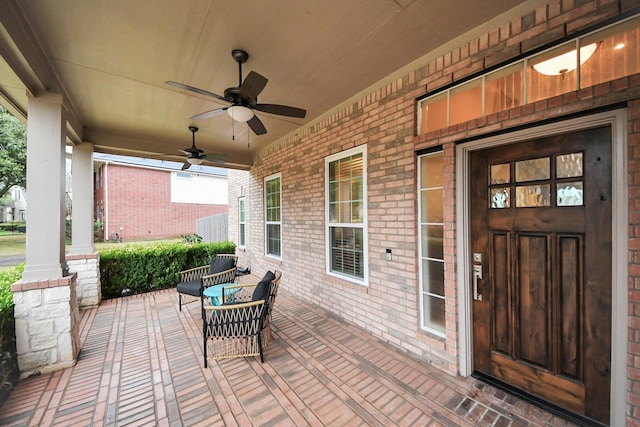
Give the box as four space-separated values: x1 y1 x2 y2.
515 157 550 182
557 182 584 206
516 184 550 207
491 188 510 208
557 152 583 178
490 163 510 184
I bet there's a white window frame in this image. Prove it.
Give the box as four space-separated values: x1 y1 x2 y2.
264 173 282 259
325 145 368 286
238 197 246 247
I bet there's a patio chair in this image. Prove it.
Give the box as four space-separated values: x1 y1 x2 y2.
203 270 281 367
176 254 238 318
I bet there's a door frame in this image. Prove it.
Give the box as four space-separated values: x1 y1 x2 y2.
455 109 628 426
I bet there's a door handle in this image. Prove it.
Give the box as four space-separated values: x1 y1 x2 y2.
473 265 483 301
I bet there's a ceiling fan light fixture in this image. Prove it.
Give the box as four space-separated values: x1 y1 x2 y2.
187 157 203 165
227 105 254 122
532 43 597 76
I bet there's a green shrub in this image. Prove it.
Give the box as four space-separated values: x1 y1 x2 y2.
100 240 236 299
0 222 25 234
0 264 22 409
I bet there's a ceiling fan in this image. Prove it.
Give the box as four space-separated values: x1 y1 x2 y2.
179 126 225 170
165 49 306 136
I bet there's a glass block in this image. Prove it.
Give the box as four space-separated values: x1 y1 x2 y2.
490 163 510 184
516 184 551 207
490 188 510 208
515 157 550 182
556 152 583 178
557 182 584 206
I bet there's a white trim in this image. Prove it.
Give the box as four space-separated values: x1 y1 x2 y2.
264 172 282 260
325 145 369 286
456 109 628 427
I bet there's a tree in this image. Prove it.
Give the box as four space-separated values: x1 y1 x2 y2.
0 105 27 200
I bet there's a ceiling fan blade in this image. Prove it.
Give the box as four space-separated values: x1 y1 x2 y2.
181 161 191 170
240 71 268 100
165 81 227 102
204 153 227 161
254 103 306 118
191 108 227 121
247 114 267 136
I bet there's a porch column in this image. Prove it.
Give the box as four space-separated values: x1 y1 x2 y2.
12 92 80 377
67 142 101 307
22 92 66 280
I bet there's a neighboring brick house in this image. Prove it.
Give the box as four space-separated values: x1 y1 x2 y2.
228 4 640 425
94 154 227 241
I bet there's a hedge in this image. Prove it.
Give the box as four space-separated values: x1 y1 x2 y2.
0 264 21 409
100 240 236 299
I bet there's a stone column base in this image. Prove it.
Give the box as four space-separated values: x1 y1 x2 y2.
66 252 101 308
11 274 81 378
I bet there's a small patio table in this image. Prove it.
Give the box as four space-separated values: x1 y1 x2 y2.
203 284 240 306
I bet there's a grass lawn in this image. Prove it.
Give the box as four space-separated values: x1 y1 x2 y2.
0 234 25 257
0 234 182 257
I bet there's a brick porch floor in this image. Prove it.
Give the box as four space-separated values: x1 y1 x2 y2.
0 280 579 426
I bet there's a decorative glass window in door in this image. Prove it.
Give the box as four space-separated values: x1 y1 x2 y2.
489 152 584 209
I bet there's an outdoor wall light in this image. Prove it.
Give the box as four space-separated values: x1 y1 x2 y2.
533 43 597 76
227 105 254 122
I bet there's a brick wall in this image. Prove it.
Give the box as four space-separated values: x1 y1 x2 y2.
100 164 227 241
236 2 640 422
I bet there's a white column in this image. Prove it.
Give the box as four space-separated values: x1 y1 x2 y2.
69 142 95 254
21 92 67 281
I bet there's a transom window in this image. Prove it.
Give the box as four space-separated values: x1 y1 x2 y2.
264 173 281 258
417 15 640 134
325 146 367 285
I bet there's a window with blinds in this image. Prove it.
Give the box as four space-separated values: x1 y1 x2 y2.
325 146 368 285
264 173 281 258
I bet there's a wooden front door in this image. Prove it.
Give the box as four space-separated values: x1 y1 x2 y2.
470 126 612 424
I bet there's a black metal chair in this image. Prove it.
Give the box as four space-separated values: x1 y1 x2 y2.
176 254 237 318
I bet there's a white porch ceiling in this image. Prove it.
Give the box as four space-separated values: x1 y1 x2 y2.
0 0 534 169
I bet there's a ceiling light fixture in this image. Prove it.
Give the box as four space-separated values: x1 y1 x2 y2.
227 105 254 122
187 157 203 165
533 43 597 76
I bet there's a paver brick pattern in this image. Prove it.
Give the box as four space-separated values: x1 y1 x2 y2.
0 277 578 426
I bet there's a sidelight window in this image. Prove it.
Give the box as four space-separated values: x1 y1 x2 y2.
418 150 445 335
